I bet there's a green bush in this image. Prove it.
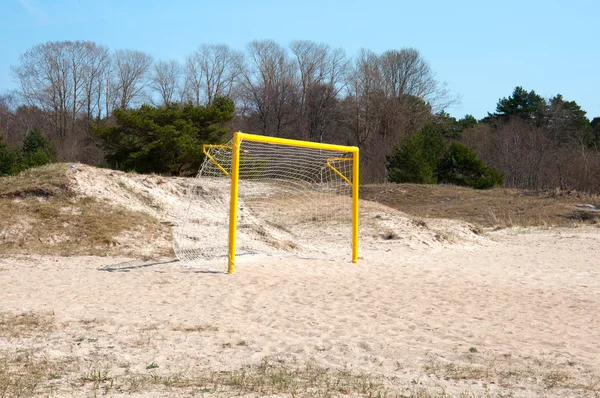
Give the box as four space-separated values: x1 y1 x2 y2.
437 142 503 189
21 128 57 169
0 136 20 176
386 124 503 189
92 97 235 175
386 124 445 184
0 130 57 176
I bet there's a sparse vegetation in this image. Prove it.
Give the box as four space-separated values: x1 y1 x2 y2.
0 163 168 256
1 163 599 398
0 312 54 338
423 353 600 393
171 324 219 333
0 350 74 398
362 183 600 228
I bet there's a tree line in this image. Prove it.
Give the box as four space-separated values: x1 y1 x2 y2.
1 40 599 192
0 39 453 182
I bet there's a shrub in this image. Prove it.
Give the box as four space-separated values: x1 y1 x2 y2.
437 142 503 189
0 136 20 176
386 125 503 189
92 97 235 175
386 124 445 184
21 128 57 169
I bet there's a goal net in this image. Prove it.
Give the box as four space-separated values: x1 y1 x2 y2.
173 132 359 273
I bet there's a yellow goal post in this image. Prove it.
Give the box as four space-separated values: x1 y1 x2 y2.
173 131 359 273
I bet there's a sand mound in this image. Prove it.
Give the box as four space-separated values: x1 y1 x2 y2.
67 164 485 266
69 164 188 221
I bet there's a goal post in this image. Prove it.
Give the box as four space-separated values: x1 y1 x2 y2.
173 131 359 273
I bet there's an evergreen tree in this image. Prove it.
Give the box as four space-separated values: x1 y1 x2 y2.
457 114 477 130
591 117 600 148
437 142 503 189
21 128 57 169
386 124 445 184
545 94 591 146
491 86 546 125
387 125 503 189
92 97 235 175
0 135 19 176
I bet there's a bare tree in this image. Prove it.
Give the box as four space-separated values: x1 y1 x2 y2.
290 41 349 141
237 40 298 137
341 48 383 147
183 44 241 106
380 48 455 113
11 41 96 140
150 60 182 106
113 49 153 109
0 92 18 145
80 42 111 121
183 52 203 106
10 41 116 160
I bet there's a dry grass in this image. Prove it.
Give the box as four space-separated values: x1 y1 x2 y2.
0 164 168 256
362 183 600 228
0 350 75 398
0 164 70 199
72 357 394 397
0 311 73 398
171 324 219 333
2 314 596 398
1 310 439 397
0 312 54 339
423 352 600 393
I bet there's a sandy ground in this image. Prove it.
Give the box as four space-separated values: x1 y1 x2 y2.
1 226 599 397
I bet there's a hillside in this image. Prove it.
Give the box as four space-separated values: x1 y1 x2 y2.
362 183 600 228
0 163 481 259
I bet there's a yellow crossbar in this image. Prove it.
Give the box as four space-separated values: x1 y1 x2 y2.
237 132 358 154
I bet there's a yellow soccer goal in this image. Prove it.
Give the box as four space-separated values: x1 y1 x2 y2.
173 132 359 273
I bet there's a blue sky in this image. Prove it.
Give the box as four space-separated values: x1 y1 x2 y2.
1 0 598 120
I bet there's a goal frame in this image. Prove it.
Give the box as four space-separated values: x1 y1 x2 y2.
204 131 360 273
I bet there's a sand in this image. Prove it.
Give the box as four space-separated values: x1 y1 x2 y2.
1 226 599 397
1 164 599 396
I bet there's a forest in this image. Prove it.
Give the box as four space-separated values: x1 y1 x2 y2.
1 40 599 191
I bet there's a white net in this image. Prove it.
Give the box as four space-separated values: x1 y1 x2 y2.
173 135 356 272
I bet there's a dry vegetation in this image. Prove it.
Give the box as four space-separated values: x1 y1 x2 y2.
3 310 596 397
362 183 600 228
0 164 168 256
2 164 599 258
0 310 438 397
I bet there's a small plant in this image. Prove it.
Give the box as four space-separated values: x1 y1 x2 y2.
469 347 478 353
82 369 111 383
380 230 399 240
172 324 218 333
146 362 159 370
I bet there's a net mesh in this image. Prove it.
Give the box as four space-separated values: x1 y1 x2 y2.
173 136 355 271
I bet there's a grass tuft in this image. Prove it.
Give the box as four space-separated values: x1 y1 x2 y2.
0 312 54 338
171 324 219 333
